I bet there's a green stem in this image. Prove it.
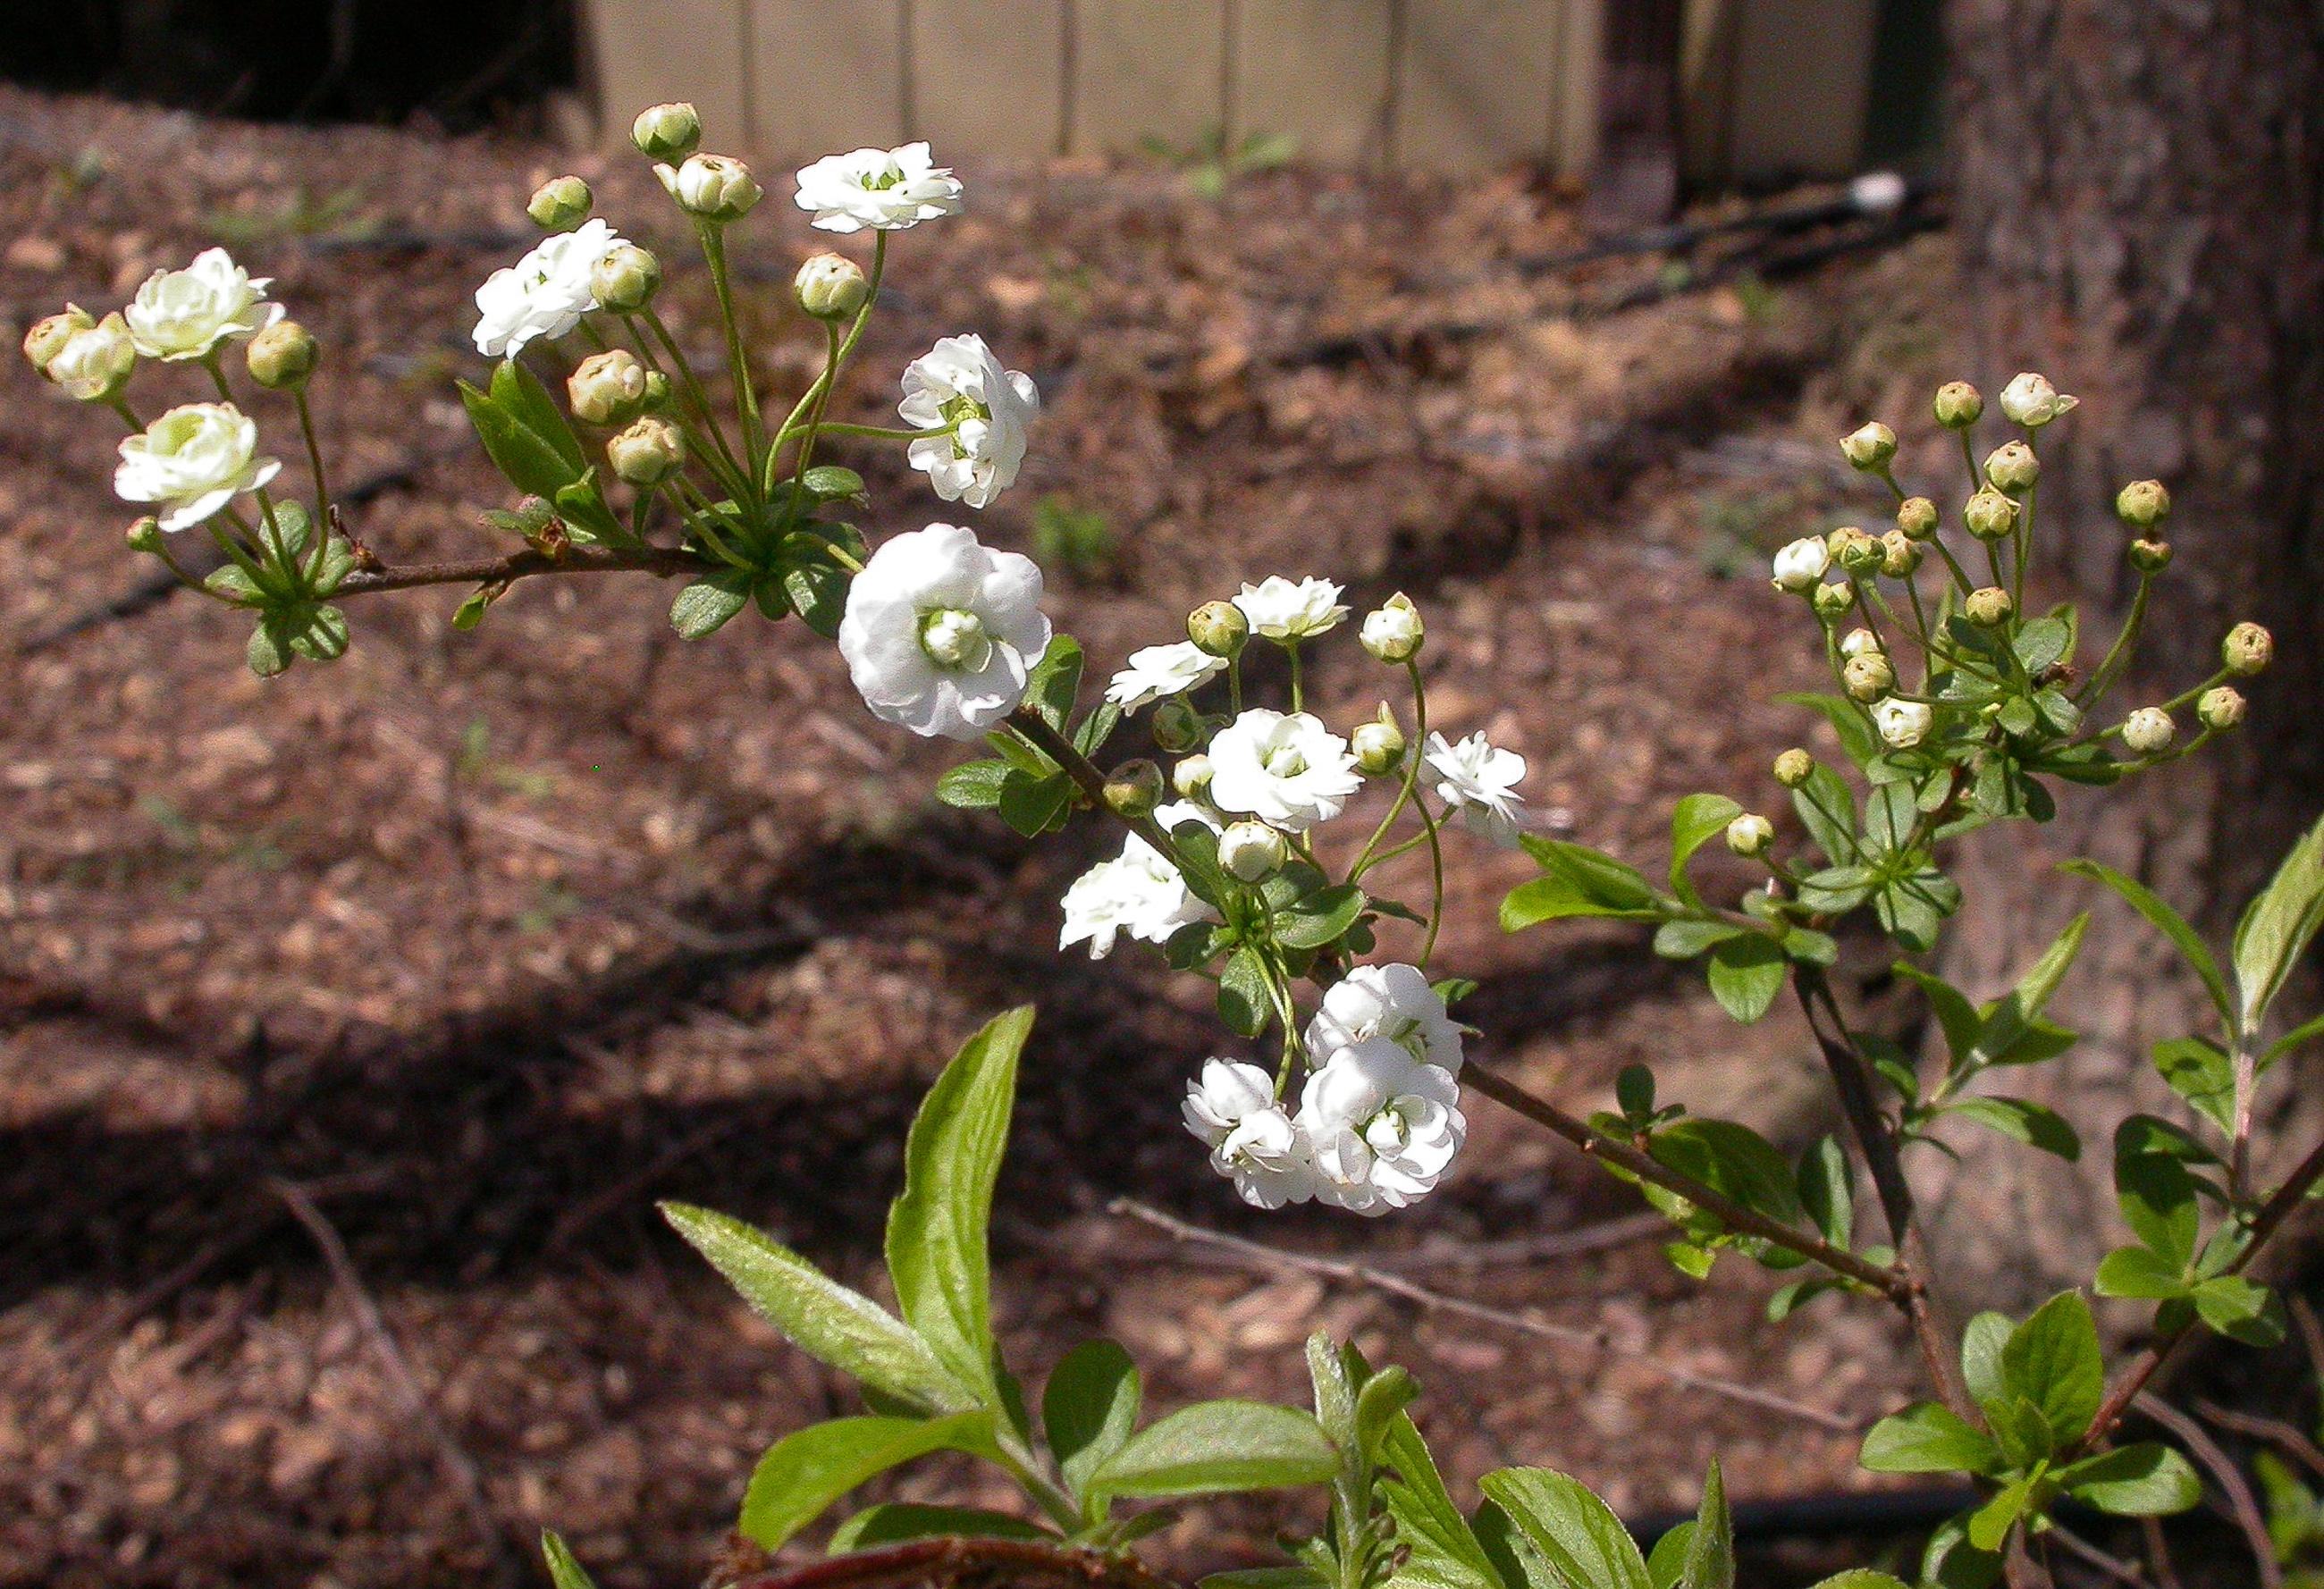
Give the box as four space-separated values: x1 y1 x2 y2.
2079 572 2155 703
1286 642 1305 713
1415 795 1446 967
640 307 749 496
787 420 956 443
697 223 765 480
1350 661 1432 881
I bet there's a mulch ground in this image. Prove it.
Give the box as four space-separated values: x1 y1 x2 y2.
1 86 1982 1589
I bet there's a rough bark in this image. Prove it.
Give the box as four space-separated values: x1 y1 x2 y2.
1924 0 2324 1311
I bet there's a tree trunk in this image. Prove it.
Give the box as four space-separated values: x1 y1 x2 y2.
1923 0 2324 1312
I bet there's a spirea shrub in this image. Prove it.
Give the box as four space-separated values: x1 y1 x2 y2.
26 102 2324 1589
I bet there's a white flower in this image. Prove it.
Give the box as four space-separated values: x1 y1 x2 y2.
1997 371 2077 428
1232 576 1348 642
1059 801 1219 958
795 142 965 233
123 248 282 361
1425 730 1528 847
1360 596 1423 662
1306 963 1463 1075
898 334 1039 509
1183 1060 1318 1209
471 218 624 358
1107 641 1226 710
1874 697 1934 749
838 523 1050 740
114 402 281 534
1297 1038 1464 1215
1772 536 1831 592
46 312 137 401
1208 709 1363 833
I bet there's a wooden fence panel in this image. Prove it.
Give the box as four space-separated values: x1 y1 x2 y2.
584 0 753 152
1232 0 1396 167
749 0 907 156
908 0 1069 158
1396 0 1560 170
1071 0 1227 156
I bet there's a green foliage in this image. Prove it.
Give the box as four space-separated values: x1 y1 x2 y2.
1031 494 1118 580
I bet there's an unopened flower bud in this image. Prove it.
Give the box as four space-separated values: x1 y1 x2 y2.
1811 582 1855 621
1964 488 2018 542
2116 479 2169 528
526 175 593 232
1725 813 1775 857
2127 538 2173 574
22 305 92 374
1219 820 1289 882
1351 707 1406 774
1984 441 2040 494
1104 758 1165 818
1840 421 1897 472
124 516 164 554
591 243 661 313
795 252 869 320
660 154 761 221
1895 496 1938 541
631 101 703 161
1844 651 1896 702
1188 600 1248 659
1933 381 1984 430
2121 707 2176 756
1840 627 1881 659
1360 593 1423 663
1966 586 2013 627
568 349 648 426
1773 748 1815 787
245 320 317 389
1771 535 1831 592
1831 525 1882 574
1998 371 2076 428
1152 695 1205 752
640 369 673 412
44 311 136 401
1874 697 1934 749
605 415 684 484
1172 753 1215 800
2197 686 2246 731
1881 531 1924 577
2223 621 2272 677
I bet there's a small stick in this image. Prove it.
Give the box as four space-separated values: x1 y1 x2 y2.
2134 1392 2282 1589
728 1535 1179 1589
2194 1398 2324 1484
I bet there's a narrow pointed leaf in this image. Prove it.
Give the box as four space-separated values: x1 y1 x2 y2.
1477 1468 1651 1589
740 1411 997 1548
1085 1401 1335 1501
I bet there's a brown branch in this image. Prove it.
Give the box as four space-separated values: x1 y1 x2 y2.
2132 1393 2283 1589
1457 1059 1912 1302
726 1537 1180 1589
2194 1399 2324 1484
1112 1198 1856 1431
334 543 715 596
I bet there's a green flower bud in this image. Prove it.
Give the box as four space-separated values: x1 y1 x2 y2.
1360 593 1424 663
1881 530 1924 578
1772 748 1815 787
2116 478 2170 528
795 252 870 320
22 305 92 374
641 368 673 411
245 320 318 389
1187 600 1249 659
631 101 703 161
1830 525 1882 574
125 516 164 554
1351 705 1406 774
1104 758 1165 818
1932 381 1983 430
1218 820 1288 883
660 153 761 222
2127 538 2173 574
1984 440 2040 495
1152 695 1205 752
568 349 649 427
1964 488 2018 542
1840 421 1897 472
526 175 593 232
1843 651 1895 702
2121 707 2175 756
1171 753 1215 800
605 415 684 485
1724 812 1775 858
2197 685 2246 731
1966 586 2013 627
590 243 662 314
2223 621 2273 677
1895 496 1939 541
1810 582 1855 621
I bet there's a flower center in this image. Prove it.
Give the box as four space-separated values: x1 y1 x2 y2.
1262 743 1309 779
938 392 990 459
918 608 992 671
865 165 905 191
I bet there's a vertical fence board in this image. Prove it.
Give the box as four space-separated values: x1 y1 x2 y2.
1233 0 1396 168
1071 0 1227 156
584 0 753 150
1397 0 1559 170
1724 0 1874 178
908 0 1068 158
748 0 907 156
1549 0 1603 174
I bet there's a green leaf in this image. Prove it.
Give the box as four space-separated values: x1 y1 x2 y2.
206 561 268 603
2116 1151 2200 1269
2191 1274 2285 1345
998 769 1073 837
670 568 756 639
1024 636 1083 732
2055 1442 2202 1517
886 1007 1034 1405
1217 946 1274 1038
1678 1460 1732 1589
1084 1401 1336 1501
1649 1120 1807 1226
246 617 290 677
2266 1011 2324 1065
2014 616 2073 675
1796 1136 1855 1248
1921 1516 2002 1589
1074 700 1123 760
1705 934 1787 1024
2001 1291 2103 1443
2060 859 2233 1029
1205 1571 1330 1589
936 759 1015 811
1776 692 1881 769
461 365 585 503
828 1502 1049 1552
1276 884 1367 949
1945 1097 2081 1161
1805 1576 1911 1589
1353 1367 1419 1467
1519 837 1665 914
1477 1468 1651 1589
1044 1340 1142 1503
1653 920 1746 961
2092 1246 2188 1300
1857 1403 2002 1476
1975 913 2087 1062
780 527 861 637
1644 1525 1692 1589
1379 1415 1506 1589
740 1411 997 1548
1502 873 1649 930
2151 1037 2236 1133
1964 1474 2035 1553
1959 1312 2010 1407
1788 763 1860 868
801 464 869 503
1668 794 1743 908
1894 965 1981 1069
2233 811 2324 1036
542 1531 600 1589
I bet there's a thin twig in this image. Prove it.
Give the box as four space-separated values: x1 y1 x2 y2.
2139 1517 2184 1589
2047 1522 2150 1588
334 543 714 596
1112 1197 1855 1432
2194 1399 2324 1484
2133 1392 2283 1589
1355 1212 1665 1272
727 1536 1179 1589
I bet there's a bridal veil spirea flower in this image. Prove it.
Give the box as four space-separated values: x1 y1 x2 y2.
838 523 1051 739
1183 1059 1318 1209
1059 801 1218 958
114 402 281 533
124 248 282 361
898 334 1039 509
1296 1037 1464 1215
1306 963 1464 1074
1425 731 1528 847
1208 709 1364 832
1771 535 1831 592
1106 640 1226 711
472 218 625 358
795 142 966 232
1233 576 1348 642
1874 697 1934 749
